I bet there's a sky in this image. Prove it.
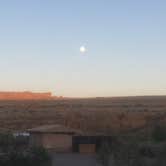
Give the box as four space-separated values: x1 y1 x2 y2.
0 0 166 97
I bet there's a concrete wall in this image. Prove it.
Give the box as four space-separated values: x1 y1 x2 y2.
30 133 73 152
42 134 72 152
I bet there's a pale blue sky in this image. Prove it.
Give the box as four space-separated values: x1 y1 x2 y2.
0 0 166 97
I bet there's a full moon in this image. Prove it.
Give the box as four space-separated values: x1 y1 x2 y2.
80 46 87 53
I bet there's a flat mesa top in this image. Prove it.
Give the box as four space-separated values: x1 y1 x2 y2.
0 91 57 100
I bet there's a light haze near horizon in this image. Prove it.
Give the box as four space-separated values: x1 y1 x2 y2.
0 0 166 97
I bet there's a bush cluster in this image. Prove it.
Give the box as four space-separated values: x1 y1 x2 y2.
152 125 166 143
0 147 51 166
0 133 51 166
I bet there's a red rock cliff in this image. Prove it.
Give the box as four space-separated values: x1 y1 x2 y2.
0 91 54 100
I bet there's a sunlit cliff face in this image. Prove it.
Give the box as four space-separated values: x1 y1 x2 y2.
0 91 53 100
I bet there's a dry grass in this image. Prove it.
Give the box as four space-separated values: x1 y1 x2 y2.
0 96 166 133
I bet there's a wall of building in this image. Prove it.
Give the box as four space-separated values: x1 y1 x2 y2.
30 134 113 154
30 133 73 152
41 133 73 152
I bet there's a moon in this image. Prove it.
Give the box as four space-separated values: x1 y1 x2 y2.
80 46 87 53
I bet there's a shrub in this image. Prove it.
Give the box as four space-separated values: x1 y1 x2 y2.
152 125 166 143
0 146 51 166
28 146 51 166
139 145 155 158
7 151 29 166
98 141 112 166
0 133 15 152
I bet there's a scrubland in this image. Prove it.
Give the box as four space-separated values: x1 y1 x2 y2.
0 96 166 134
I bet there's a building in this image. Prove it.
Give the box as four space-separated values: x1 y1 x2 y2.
28 124 112 153
28 125 82 152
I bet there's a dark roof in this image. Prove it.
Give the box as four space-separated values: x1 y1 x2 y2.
28 124 82 135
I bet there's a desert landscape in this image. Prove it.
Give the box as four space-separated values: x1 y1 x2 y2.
1 96 166 166
1 1 166 165
0 95 166 134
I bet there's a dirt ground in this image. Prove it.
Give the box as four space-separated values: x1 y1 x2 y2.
51 153 101 166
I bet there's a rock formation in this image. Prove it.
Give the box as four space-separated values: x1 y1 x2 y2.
0 91 55 100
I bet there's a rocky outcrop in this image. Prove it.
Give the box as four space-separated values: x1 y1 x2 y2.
0 91 54 100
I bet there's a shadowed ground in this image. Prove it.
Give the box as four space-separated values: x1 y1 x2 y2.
51 153 101 166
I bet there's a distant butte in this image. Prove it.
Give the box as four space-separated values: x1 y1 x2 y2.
0 91 59 100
